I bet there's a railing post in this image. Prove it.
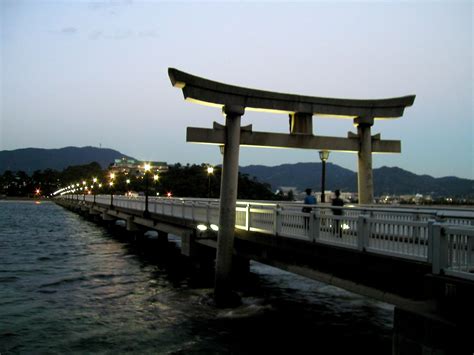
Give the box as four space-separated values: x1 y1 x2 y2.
274 205 282 236
245 203 250 231
357 214 370 251
427 219 435 262
432 223 448 274
312 209 320 242
206 201 211 224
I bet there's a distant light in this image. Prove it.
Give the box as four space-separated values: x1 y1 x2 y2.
167 192 172 197
35 189 40 195
82 180 86 185
153 175 159 181
210 224 219 231
126 179 131 184
342 223 350 230
197 224 207 231
207 166 214 174
98 184 102 188
109 182 114 186
144 163 151 172
93 178 97 183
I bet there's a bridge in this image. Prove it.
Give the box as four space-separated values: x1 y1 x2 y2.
54 69 472 354
55 194 474 354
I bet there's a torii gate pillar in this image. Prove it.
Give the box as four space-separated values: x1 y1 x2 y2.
214 105 244 306
355 116 375 204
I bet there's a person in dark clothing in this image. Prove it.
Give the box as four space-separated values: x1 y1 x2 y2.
331 189 344 237
302 188 316 229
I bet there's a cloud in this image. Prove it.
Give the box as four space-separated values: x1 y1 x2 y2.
61 27 78 34
88 29 159 40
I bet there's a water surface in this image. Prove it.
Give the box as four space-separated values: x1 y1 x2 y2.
0 201 393 353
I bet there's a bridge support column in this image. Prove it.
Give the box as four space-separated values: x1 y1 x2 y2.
355 116 374 204
157 231 168 244
214 105 244 307
126 217 139 232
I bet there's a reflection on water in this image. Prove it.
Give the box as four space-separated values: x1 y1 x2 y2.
0 201 394 354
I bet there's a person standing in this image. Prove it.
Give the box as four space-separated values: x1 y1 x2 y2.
302 188 316 230
331 189 344 237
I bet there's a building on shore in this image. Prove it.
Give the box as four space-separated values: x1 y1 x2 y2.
110 158 168 177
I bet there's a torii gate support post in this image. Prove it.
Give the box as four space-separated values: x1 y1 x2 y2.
355 116 375 204
214 105 244 307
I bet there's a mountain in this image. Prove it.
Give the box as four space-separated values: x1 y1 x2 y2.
0 146 132 174
240 163 473 197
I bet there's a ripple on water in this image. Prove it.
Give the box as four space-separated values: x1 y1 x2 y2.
0 201 394 354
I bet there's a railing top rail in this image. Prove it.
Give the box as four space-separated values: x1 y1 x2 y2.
63 195 474 219
437 223 474 236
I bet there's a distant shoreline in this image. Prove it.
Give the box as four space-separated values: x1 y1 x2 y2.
0 196 45 201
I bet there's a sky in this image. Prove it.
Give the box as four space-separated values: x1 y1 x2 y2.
1 0 472 179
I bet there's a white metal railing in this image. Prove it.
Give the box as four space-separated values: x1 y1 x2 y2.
59 194 474 280
432 224 474 281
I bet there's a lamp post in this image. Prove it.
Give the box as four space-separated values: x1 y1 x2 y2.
319 151 330 203
207 166 214 198
126 178 130 196
109 173 115 208
92 178 97 204
153 174 159 197
143 163 151 217
82 180 87 201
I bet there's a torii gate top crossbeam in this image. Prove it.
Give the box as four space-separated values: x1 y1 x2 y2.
169 68 416 119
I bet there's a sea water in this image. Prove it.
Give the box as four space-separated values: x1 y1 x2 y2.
0 201 394 354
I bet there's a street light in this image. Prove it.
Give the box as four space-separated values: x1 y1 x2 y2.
153 174 159 196
207 166 214 198
109 173 115 209
92 178 98 204
143 163 151 217
82 180 87 201
319 151 330 203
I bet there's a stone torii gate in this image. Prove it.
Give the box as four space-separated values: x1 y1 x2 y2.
168 68 415 305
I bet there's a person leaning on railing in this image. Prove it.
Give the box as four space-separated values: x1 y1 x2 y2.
331 189 344 237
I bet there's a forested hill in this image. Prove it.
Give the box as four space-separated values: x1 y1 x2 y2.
0 147 131 174
240 163 473 197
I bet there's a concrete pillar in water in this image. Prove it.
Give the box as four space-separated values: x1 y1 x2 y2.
355 116 374 205
214 104 244 307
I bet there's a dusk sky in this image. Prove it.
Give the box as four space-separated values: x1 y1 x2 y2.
1 0 472 179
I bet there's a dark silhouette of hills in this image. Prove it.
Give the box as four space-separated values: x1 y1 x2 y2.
1 147 471 197
240 163 473 197
0 146 132 174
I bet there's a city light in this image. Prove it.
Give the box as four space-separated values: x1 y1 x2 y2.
153 175 159 181
144 163 151 172
210 224 219 231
